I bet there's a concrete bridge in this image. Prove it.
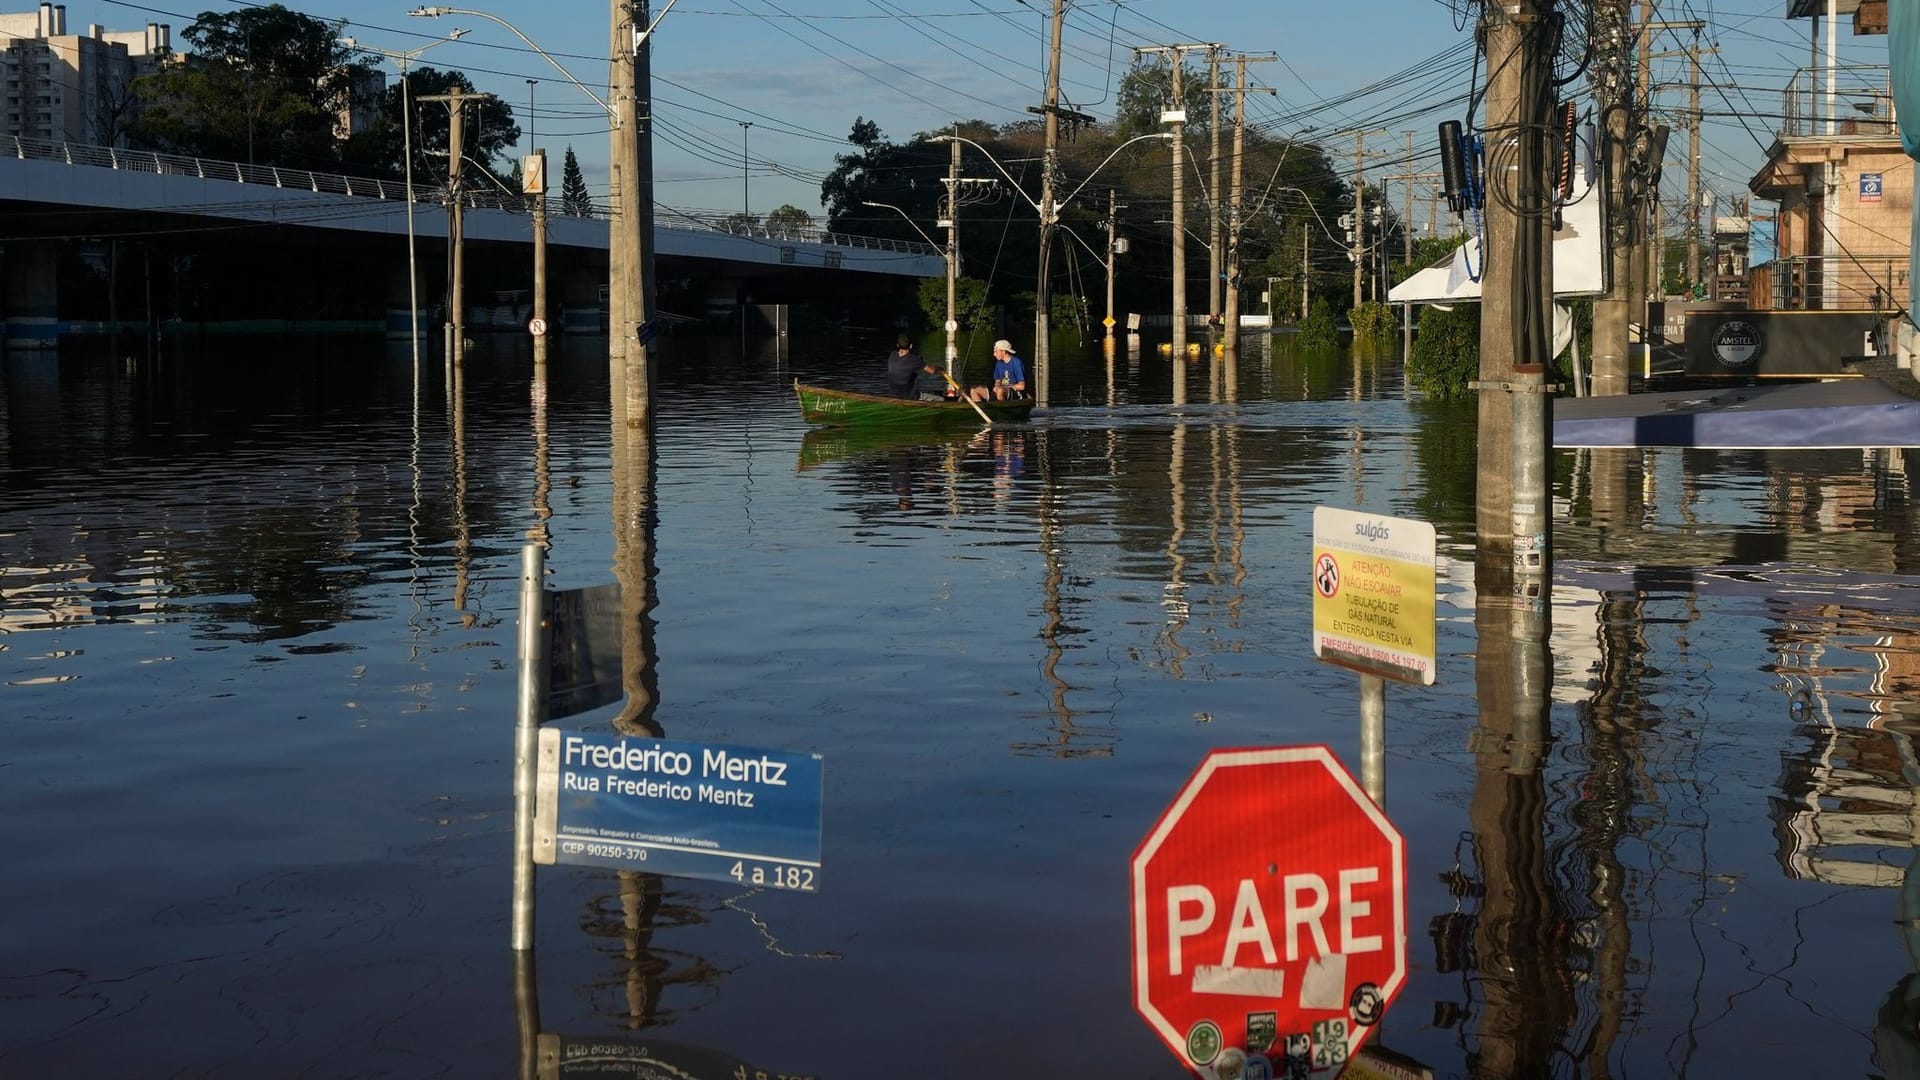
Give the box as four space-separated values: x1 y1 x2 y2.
0 136 942 348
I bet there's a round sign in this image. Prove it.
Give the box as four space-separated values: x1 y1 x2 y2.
1132 746 1406 1074
528 317 548 338
944 319 958 333
1712 319 1760 368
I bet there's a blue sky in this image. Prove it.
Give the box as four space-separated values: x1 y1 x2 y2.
71 0 1903 251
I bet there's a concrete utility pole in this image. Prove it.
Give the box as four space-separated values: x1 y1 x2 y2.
1218 54 1274 351
530 148 548 365
1139 43 1214 367
1687 35 1704 287
1352 130 1367 310
1207 46 1223 328
1105 189 1124 341
1640 20 1707 301
1591 0 1634 396
946 136 961 375
608 0 656 426
419 89 489 367
1301 229 1310 318
1033 0 1067 408
1477 0 1555 573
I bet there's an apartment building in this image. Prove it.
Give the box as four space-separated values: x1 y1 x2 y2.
0 3 169 146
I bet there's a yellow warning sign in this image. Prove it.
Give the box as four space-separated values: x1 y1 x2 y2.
1311 506 1437 686
1102 316 1117 328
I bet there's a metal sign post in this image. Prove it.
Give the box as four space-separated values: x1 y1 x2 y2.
512 543 549 951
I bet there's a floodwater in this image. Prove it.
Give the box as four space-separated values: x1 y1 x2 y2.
4 329 1920 1078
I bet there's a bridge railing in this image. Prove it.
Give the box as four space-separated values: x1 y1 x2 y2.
3 134 938 258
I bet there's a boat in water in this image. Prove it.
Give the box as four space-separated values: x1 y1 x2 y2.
793 380 1034 429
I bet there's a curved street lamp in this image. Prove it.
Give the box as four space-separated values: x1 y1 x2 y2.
864 200 958 377
341 28 468 374
928 130 1175 402
409 6 612 119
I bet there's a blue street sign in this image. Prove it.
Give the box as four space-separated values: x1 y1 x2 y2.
534 729 824 891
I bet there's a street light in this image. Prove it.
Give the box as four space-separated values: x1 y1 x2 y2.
864 199 953 375
739 121 753 218
928 130 1174 401
410 6 612 118
341 28 468 375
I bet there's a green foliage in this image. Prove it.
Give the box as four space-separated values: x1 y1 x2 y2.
1051 290 1086 329
1297 305 1340 350
764 204 814 234
1114 59 1212 140
134 3 374 167
1349 301 1398 341
917 276 993 331
1408 304 1482 398
560 146 593 217
345 66 519 185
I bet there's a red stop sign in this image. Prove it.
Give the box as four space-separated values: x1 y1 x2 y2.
1131 746 1406 1075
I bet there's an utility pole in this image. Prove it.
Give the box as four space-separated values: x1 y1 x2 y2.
945 135 960 376
1591 0 1633 396
1033 0 1067 408
1686 35 1703 288
529 148 548 366
1105 189 1124 342
1217 54 1274 351
1353 129 1366 310
1477 0 1554 573
1207 46 1222 330
1138 43 1214 368
608 0 655 426
1403 130 1415 367
419 89 488 367
1301 229 1310 319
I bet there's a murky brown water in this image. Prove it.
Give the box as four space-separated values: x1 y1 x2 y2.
4 329 1919 1077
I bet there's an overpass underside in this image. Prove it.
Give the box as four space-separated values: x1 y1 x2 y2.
0 203 922 349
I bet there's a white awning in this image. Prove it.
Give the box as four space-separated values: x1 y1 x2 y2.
1388 182 1606 304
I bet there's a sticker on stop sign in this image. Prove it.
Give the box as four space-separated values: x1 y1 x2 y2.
1131 746 1407 1076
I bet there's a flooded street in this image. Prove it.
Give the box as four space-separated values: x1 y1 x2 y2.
5 330 1920 1077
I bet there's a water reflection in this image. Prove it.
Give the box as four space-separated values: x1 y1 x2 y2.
13 334 1920 1075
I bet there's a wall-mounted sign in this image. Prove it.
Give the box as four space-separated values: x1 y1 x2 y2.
1861 172 1884 203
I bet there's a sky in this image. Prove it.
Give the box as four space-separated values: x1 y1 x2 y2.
58 0 1907 251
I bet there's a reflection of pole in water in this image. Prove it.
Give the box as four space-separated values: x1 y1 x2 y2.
1024 430 1110 757
528 369 553 549
1226 424 1246 628
1579 589 1648 1079
452 363 473 621
513 941 540 1080
408 352 426 660
1161 423 1190 678
1463 573 1572 1077
610 378 661 737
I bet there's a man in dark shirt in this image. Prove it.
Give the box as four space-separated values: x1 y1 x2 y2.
885 334 937 399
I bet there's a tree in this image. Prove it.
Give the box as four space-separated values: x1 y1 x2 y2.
819 117 946 232
561 146 593 216
133 4 375 167
1114 59 1213 141
917 275 993 330
340 67 519 191
764 204 814 237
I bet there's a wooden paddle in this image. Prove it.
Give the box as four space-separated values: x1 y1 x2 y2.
935 367 995 426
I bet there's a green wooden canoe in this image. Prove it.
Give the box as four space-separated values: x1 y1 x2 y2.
794 380 1034 429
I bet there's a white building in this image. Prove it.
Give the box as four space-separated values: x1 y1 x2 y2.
0 3 170 146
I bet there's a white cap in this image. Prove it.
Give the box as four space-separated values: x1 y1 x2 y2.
993 339 1014 353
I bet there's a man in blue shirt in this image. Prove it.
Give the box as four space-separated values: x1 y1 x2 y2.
969 339 1027 402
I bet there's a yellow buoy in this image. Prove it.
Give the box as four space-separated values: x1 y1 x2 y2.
1158 343 1173 355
